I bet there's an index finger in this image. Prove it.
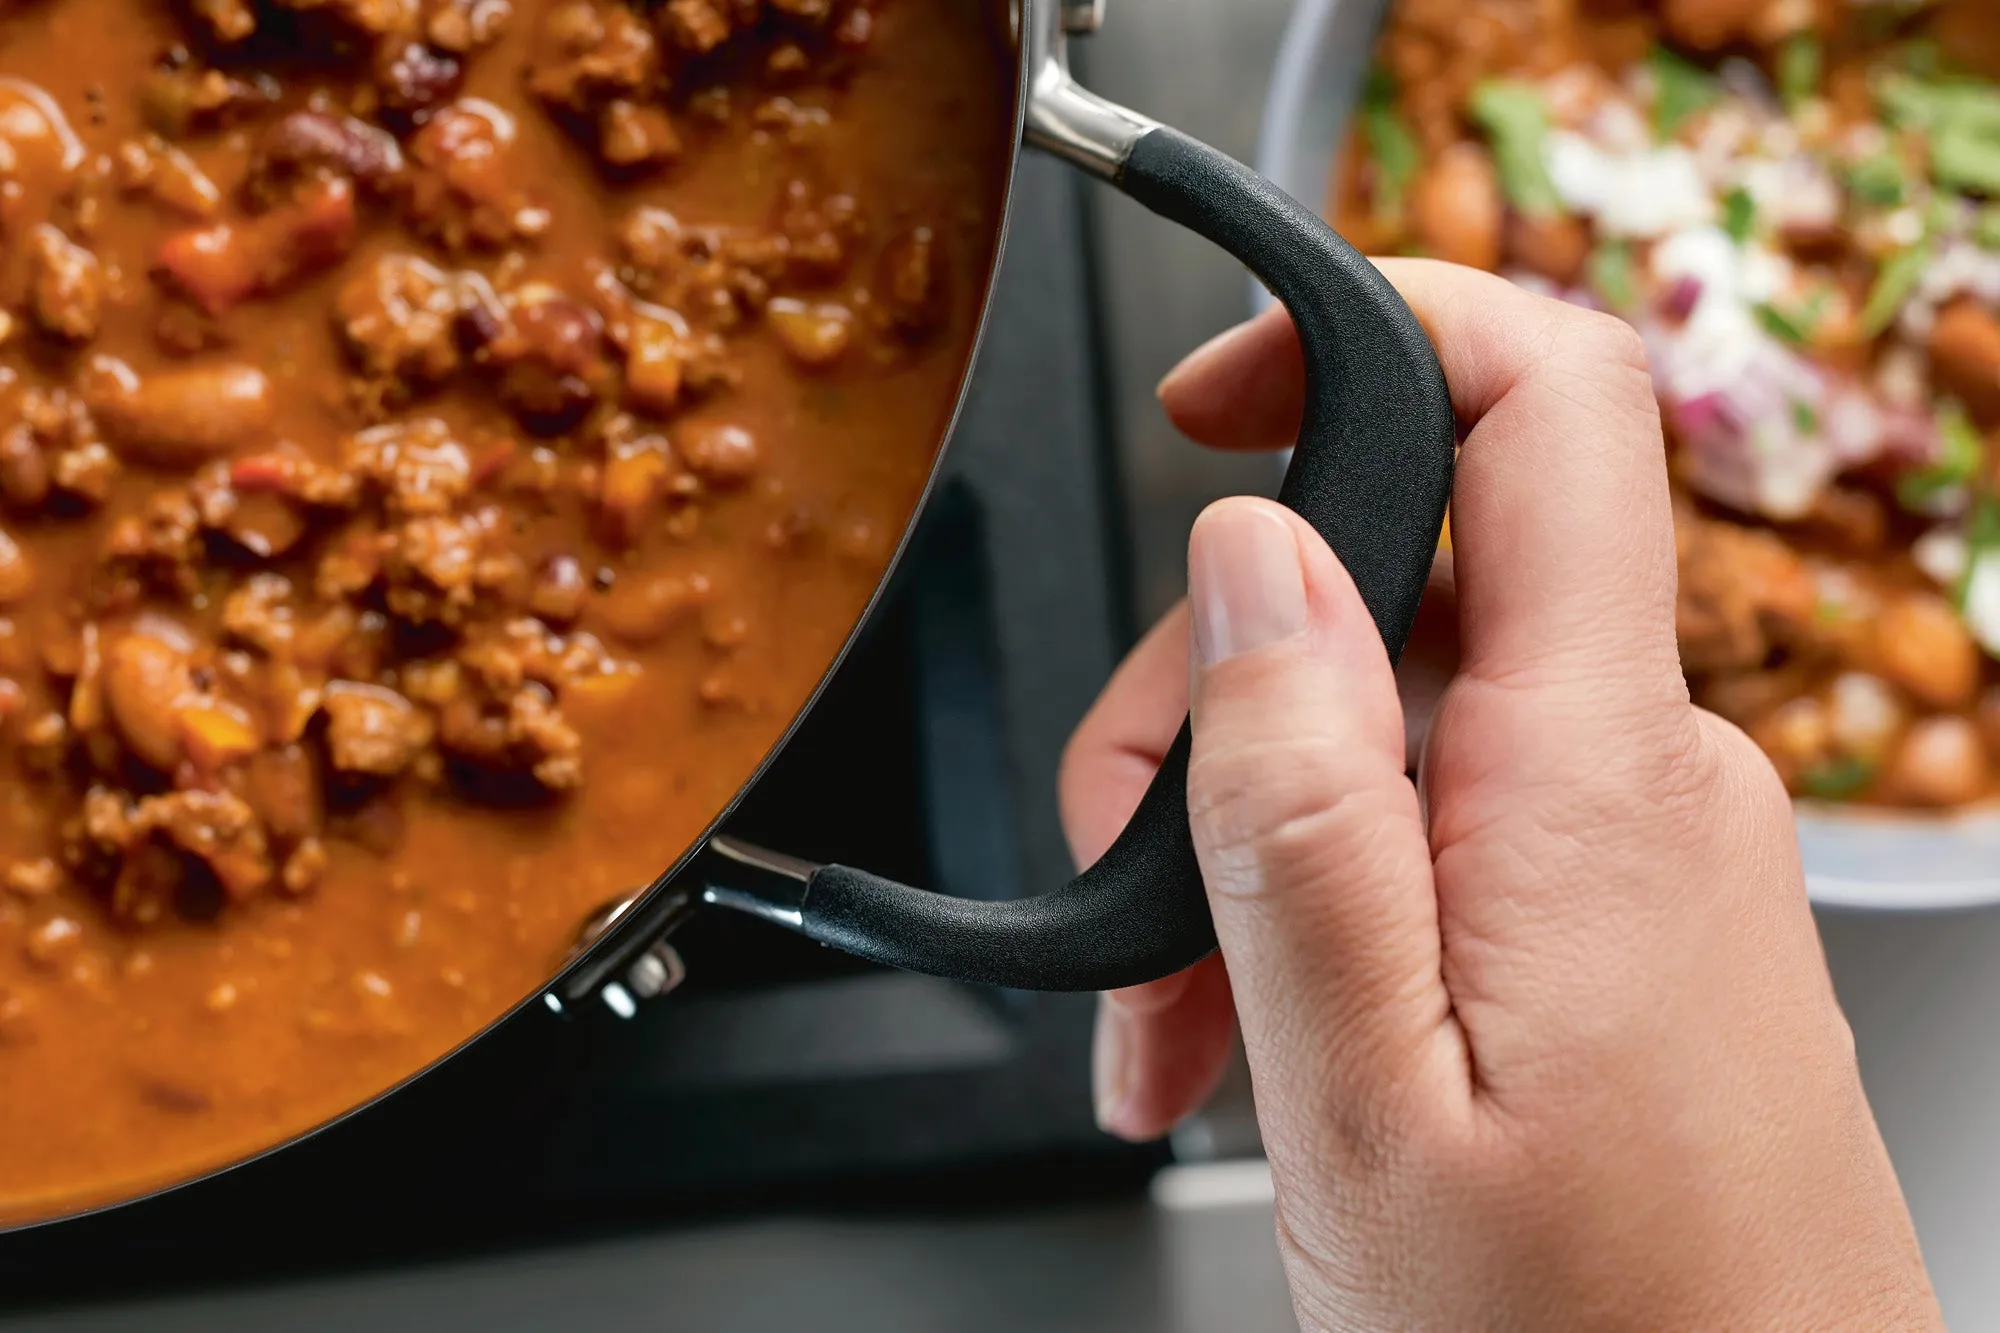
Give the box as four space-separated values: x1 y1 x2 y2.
1377 259 1682 703
1160 260 1683 705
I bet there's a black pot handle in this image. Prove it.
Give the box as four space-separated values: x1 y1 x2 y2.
696 123 1456 993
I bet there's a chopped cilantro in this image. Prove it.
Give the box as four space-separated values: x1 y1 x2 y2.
1932 124 2000 197
1861 242 1932 337
1958 495 2000 610
1779 34 1822 112
1899 40 1944 79
1650 46 1721 139
1587 241 1638 311
1791 400 1819 435
1362 71 1423 225
1723 186 1758 241
1755 290 1829 347
1468 80 1563 216
1845 152 1909 207
1878 71 2000 197
1978 206 2000 249
1800 758 1877 800
1879 74 2000 136
1901 406 1989 514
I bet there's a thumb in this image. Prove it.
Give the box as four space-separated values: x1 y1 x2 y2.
1186 499 1461 1161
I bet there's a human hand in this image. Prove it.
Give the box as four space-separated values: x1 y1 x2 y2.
1059 261 1941 1331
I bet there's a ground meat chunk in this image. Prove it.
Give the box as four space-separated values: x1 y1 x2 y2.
372 41 463 127
50 442 118 507
5 858 60 899
190 0 257 44
662 0 733 54
191 462 310 559
878 223 946 341
0 386 111 511
322 680 434 776
617 206 788 330
26 225 103 343
136 789 272 900
438 683 582 791
220 571 301 657
425 0 513 51
456 615 618 692
597 99 680 172
379 508 519 625
337 253 467 391
66 785 274 917
280 836 327 894
226 445 363 510
343 417 474 515
405 100 543 251
527 0 659 111
98 489 204 603
113 135 223 218
775 179 860 285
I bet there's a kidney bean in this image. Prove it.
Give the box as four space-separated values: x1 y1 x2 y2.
84 355 274 470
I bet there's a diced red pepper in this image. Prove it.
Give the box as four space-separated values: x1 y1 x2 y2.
156 178 357 315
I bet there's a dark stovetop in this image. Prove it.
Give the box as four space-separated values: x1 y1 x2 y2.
0 152 1164 1306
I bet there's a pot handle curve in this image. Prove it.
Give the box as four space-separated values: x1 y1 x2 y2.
696 121 1456 993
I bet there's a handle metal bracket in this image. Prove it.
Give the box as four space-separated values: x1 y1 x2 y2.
1023 0 1157 180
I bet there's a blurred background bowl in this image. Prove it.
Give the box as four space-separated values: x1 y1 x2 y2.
1251 0 2000 911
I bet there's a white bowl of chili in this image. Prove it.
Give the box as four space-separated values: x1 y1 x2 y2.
1255 0 2000 911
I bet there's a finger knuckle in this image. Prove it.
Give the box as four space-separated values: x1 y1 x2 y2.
1188 737 1418 897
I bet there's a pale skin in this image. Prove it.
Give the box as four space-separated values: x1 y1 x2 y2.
1059 261 1945 1331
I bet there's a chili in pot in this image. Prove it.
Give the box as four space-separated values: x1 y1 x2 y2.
0 0 1457 1227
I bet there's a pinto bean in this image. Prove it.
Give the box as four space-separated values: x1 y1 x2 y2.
84 355 274 469
0 78 83 232
765 298 852 367
591 569 708 646
1930 300 2000 426
1872 592 1980 710
673 420 759 487
1411 143 1503 272
1881 716 1989 807
103 623 196 772
1505 211 1590 286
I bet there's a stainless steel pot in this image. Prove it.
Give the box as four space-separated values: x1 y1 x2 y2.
2 0 1455 1238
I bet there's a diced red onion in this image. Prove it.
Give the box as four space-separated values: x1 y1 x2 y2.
1659 275 1703 321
